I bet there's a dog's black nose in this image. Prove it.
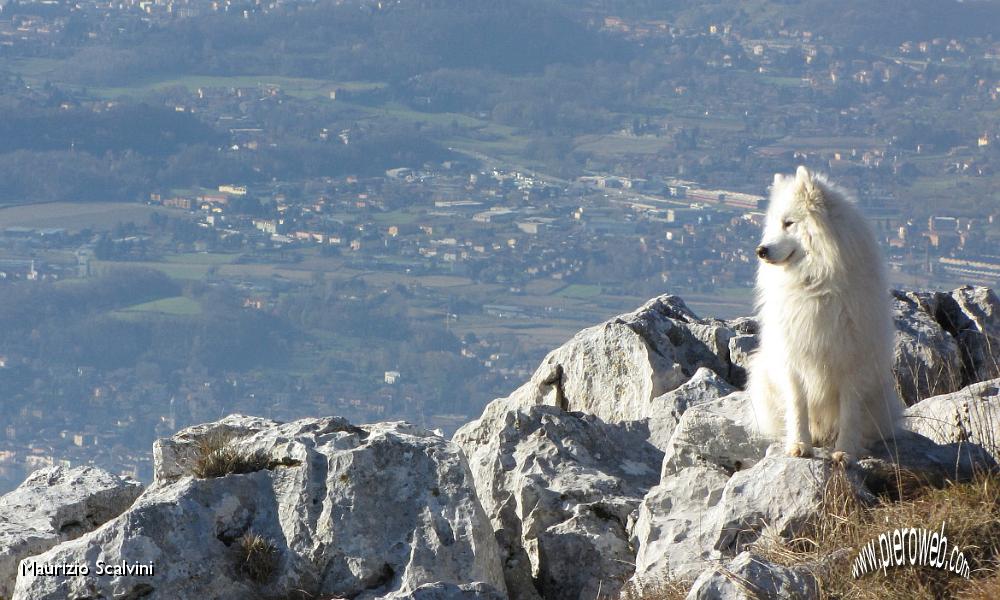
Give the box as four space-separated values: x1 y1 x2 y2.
756 245 769 259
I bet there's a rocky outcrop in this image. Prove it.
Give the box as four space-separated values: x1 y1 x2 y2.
685 551 819 600
467 287 1000 446
0 466 142 599
901 377 1000 462
402 582 506 600
630 393 847 586
453 405 662 600
630 463 731 584
944 286 1000 385
450 286 1000 597
646 367 737 451
725 317 759 387
5 286 999 600
892 286 1000 404
628 382 997 589
471 295 737 431
714 456 857 555
152 413 280 483
660 392 768 477
13 417 505 600
892 290 964 404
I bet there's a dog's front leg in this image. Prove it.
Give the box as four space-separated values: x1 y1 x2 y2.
833 381 864 464
782 373 812 457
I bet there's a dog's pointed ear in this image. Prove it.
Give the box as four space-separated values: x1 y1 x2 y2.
794 166 824 209
772 173 784 187
795 165 813 189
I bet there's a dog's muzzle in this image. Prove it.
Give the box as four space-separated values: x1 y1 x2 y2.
756 245 769 260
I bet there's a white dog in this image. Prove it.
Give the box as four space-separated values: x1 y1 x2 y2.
748 166 901 462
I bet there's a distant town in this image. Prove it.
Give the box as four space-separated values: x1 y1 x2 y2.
0 0 998 490
2 153 996 489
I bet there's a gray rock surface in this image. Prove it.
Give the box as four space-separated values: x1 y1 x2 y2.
661 392 770 477
461 295 742 438
889 286 1000 403
13 417 505 600
8 286 1000 600
727 334 758 387
401 581 506 600
630 392 760 585
631 449 840 586
453 405 661 600
630 464 731 582
685 551 819 600
0 466 142 599
714 457 833 555
892 290 963 405
943 286 1000 385
646 367 737 451
901 378 1000 461
152 413 280 483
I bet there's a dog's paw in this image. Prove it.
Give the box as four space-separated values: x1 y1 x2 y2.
831 450 855 466
785 441 813 458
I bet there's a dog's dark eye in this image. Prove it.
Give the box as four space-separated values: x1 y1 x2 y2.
782 220 795 229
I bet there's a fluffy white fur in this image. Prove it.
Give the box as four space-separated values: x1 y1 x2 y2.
748 166 902 462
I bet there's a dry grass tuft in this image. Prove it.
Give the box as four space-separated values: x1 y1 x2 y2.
960 570 1000 600
618 577 691 600
191 430 274 479
237 531 279 584
753 465 1000 599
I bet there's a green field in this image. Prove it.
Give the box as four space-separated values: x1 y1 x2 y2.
574 133 677 156
761 75 806 87
1 58 386 100
0 202 169 231
93 260 213 280
682 286 755 320
340 101 532 159
93 254 239 279
554 284 603 299
907 173 999 216
369 210 419 225
4 57 62 78
90 75 385 100
113 296 202 318
373 101 499 129
163 252 241 265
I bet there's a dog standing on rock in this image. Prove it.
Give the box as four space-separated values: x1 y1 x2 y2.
748 166 902 463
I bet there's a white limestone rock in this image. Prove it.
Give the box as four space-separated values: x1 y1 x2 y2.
453 405 661 600
631 454 856 588
630 392 771 584
460 295 742 440
396 581 506 599
944 286 1000 385
902 378 1000 461
0 466 142 599
889 286 1000 403
685 551 818 600
631 392 865 588
152 413 280 484
630 464 731 583
13 417 505 600
713 457 833 555
661 391 770 477
726 334 758 387
646 367 737 451
892 290 963 405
